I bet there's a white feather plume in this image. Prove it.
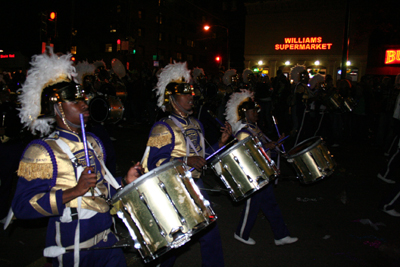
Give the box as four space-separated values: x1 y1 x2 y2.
225 89 253 134
192 67 205 83
18 47 77 136
242 68 253 83
93 60 106 70
75 60 95 84
154 61 191 110
309 73 325 89
223 69 237 86
290 65 306 83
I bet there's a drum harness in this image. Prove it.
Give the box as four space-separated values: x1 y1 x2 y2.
169 116 231 193
245 125 282 184
293 82 315 146
43 132 124 265
169 115 205 162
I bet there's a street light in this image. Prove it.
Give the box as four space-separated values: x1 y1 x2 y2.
204 24 230 69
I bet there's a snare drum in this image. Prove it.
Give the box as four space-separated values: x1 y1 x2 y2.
323 92 344 111
115 82 127 102
89 95 124 123
286 136 336 184
111 161 216 263
210 136 279 202
342 96 356 112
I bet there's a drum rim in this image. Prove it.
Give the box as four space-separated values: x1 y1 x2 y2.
89 96 110 123
286 136 323 158
89 95 124 123
210 136 254 164
111 160 186 203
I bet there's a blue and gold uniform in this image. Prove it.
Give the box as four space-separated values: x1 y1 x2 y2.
143 113 224 267
234 123 290 242
12 128 125 267
226 89 297 246
144 113 218 178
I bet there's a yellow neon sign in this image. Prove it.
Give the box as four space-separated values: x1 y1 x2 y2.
385 50 400 64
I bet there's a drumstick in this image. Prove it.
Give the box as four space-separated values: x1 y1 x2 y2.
264 135 290 152
189 138 237 172
207 110 237 140
272 115 286 152
207 110 224 127
80 113 95 199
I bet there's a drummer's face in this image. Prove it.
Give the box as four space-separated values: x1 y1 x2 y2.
59 100 89 131
245 108 258 124
174 94 194 112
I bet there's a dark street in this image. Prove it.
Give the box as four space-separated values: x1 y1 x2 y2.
1 122 400 267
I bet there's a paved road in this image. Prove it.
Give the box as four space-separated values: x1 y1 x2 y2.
1 122 400 267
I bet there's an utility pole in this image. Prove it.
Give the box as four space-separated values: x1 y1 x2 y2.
341 0 350 80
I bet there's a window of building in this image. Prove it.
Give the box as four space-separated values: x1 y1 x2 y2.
187 40 194 47
138 28 143 37
138 10 142 19
177 37 182 45
105 44 112 52
156 15 163 25
71 46 77 55
177 52 182 60
187 54 193 61
159 33 163 42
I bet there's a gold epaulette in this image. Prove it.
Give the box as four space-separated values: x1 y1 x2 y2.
147 133 172 148
17 143 54 181
17 162 54 181
147 124 172 148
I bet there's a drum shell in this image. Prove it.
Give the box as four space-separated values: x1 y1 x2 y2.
323 92 344 111
342 97 356 112
89 96 124 123
210 136 277 202
286 136 336 184
111 161 216 263
115 82 127 102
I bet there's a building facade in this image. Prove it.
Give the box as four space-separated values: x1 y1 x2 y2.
243 0 400 82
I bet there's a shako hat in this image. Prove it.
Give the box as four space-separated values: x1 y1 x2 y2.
225 89 259 134
18 47 83 136
154 61 193 111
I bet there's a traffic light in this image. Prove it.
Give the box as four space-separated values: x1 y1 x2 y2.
40 12 47 35
128 38 136 54
117 39 121 51
48 11 57 21
71 56 76 62
215 56 221 62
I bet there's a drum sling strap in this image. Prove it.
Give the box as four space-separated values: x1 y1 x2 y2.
169 116 205 159
246 125 281 179
43 134 121 267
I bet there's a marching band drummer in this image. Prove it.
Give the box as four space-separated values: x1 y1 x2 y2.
225 89 298 246
9 48 142 267
141 61 232 267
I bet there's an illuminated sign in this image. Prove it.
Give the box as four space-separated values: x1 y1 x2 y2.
275 37 332 50
0 54 15 59
385 50 400 64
